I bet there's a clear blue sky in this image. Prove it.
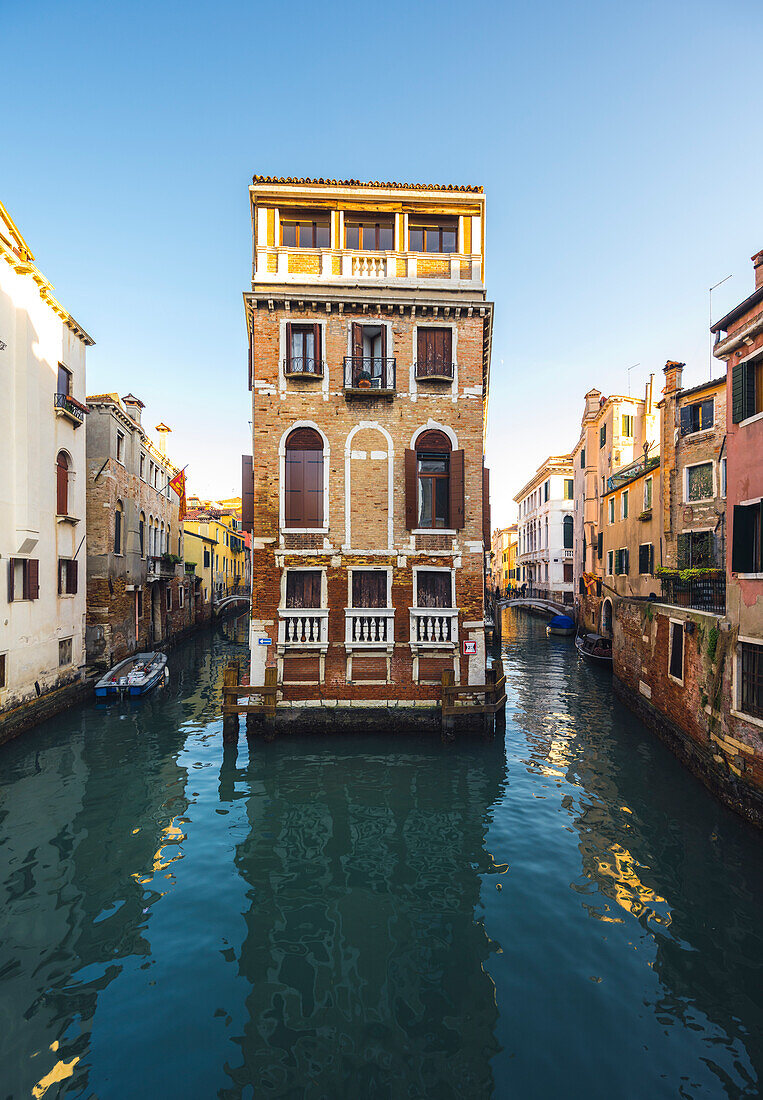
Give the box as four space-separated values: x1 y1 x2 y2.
4 0 761 522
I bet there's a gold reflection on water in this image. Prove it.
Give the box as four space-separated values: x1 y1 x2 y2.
32 1057 80 1097
596 844 672 926
131 817 186 886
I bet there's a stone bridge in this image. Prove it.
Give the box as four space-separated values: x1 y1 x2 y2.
214 586 251 616
500 597 571 619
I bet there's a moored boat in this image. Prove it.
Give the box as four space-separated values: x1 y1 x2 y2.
546 614 575 636
575 632 613 667
95 652 168 698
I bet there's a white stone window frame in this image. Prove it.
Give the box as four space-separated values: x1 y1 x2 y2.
731 636 763 729
278 318 329 399
683 459 715 504
409 322 458 401
278 421 330 535
344 422 395 551
409 421 459 538
668 617 685 686
608 496 615 524
644 476 653 510
279 565 328 610
606 549 614 576
346 565 393 609
344 317 395 390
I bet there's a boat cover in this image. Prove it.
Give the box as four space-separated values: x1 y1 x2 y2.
549 615 575 629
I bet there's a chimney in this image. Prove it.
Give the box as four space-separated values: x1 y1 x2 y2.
155 422 172 456
662 361 684 395
122 393 144 426
584 388 602 417
645 372 654 414
753 249 763 289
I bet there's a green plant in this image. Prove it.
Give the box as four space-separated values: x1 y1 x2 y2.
161 552 182 565
707 626 719 662
655 566 724 582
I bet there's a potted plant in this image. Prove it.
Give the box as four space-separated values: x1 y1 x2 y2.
357 370 371 389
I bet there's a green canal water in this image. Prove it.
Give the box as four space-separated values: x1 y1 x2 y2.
1 609 761 1098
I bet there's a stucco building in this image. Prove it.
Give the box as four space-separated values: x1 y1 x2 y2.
85 394 192 666
0 202 94 740
245 175 493 730
514 456 574 604
490 525 517 594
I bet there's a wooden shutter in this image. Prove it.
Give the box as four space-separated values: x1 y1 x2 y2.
649 544 655 574
597 533 603 559
285 322 293 370
623 548 629 574
732 504 755 573
380 323 387 361
680 406 692 435
8 558 14 602
404 449 417 529
731 361 754 423
241 455 254 532
352 323 363 359
352 570 386 608
417 328 427 369
68 560 78 595
304 452 323 526
27 559 39 600
285 450 304 527
312 323 321 372
482 467 491 546
417 570 451 608
56 454 68 516
286 570 321 608
450 450 465 530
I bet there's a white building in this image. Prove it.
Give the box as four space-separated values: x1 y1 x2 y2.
0 202 94 740
514 455 575 605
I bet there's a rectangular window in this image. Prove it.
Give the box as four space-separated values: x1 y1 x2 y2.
622 490 629 519
669 621 684 682
677 530 715 569
116 431 124 463
285 436 324 528
286 323 321 375
137 589 143 618
721 458 727 498
8 558 39 601
608 497 615 524
139 453 145 480
644 477 653 510
166 588 172 611
739 642 763 719
417 452 450 529
59 638 73 667
345 216 394 251
543 480 550 503
203 549 210 567
600 424 607 448
179 587 185 608
416 570 452 608
731 355 763 422
114 508 122 555
597 532 603 559
57 363 72 396
622 414 634 437
680 398 714 436
732 501 763 574
408 218 458 253
57 558 78 595
286 570 321 608
280 211 330 248
638 543 654 575
351 570 387 608
564 479 573 499
686 462 714 502
0 652 6 688
580 448 586 468
416 327 453 378
349 322 389 388
606 549 614 575
615 548 629 575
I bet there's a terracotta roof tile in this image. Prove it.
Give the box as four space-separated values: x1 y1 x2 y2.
252 175 482 194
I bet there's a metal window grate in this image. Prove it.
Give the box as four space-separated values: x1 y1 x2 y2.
740 642 763 720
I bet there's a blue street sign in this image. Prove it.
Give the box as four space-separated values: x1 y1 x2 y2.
258 638 272 646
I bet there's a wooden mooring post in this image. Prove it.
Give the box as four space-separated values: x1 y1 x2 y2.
222 659 240 743
439 666 507 741
223 662 279 743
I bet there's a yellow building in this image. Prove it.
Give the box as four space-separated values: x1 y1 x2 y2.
491 524 518 593
184 506 247 601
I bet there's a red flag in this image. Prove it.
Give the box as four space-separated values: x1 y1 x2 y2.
169 469 187 520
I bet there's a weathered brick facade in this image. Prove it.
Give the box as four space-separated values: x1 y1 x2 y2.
245 177 493 727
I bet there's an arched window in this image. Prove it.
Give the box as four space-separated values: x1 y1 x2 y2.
285 428 324 528
563 515 573 549
160 521 165 555
56 451 70 516
114 501 124 555
149 517 155 557
139 512 146 557
415 430 450 529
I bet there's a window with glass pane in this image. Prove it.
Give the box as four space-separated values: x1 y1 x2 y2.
622 414 633 436
687 463 713 501
418 452 450 528
345 217 394 251
290 326 315 373
564 479 573 499
740 642 763 719
408 220 458 253
280 213 330 248
680 399 714 436
608 497 614 523
57 364 72 396
644 477 653 509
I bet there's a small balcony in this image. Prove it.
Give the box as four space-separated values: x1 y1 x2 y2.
345 608 395 648
415 360 454 382
343 357 396 397
283 357 324 379
410 607 459 647
278 608 329 648
147 554 181 581
659 572 726 614
54 392 87 427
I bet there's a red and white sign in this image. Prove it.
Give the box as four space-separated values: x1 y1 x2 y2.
462 639 477 656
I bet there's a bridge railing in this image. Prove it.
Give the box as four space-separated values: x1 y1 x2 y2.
214 584 251 605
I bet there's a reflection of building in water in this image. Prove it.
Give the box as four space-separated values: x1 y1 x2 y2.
0 707 191 1099
222 740 506 1095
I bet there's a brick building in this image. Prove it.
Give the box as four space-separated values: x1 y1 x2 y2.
85 394 193 667
244 176 493 730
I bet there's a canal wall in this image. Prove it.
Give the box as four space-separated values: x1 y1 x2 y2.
612 597 763 828
0 674 96 746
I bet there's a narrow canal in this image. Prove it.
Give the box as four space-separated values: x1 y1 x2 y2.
1 610 761 1099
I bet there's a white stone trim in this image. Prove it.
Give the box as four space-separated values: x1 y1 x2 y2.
278 318 328 400
667 617 685 686
345 565 393 608
278 421 330 533
411 564 455 608
410 420 458 450
683 458 716 503
343 422 395 551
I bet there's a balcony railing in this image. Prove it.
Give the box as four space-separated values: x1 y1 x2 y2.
278 608 329 647
147 555 179 580
607 454 660 494
54 392 86 426
410 607 459 646
659 574 726 614
283 357 323 379
345 608 395 647
415 360 454 381
343 357 396 394
256 246 483 286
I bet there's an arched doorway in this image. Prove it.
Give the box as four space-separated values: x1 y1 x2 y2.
56 451 69 516
601 599 613 638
